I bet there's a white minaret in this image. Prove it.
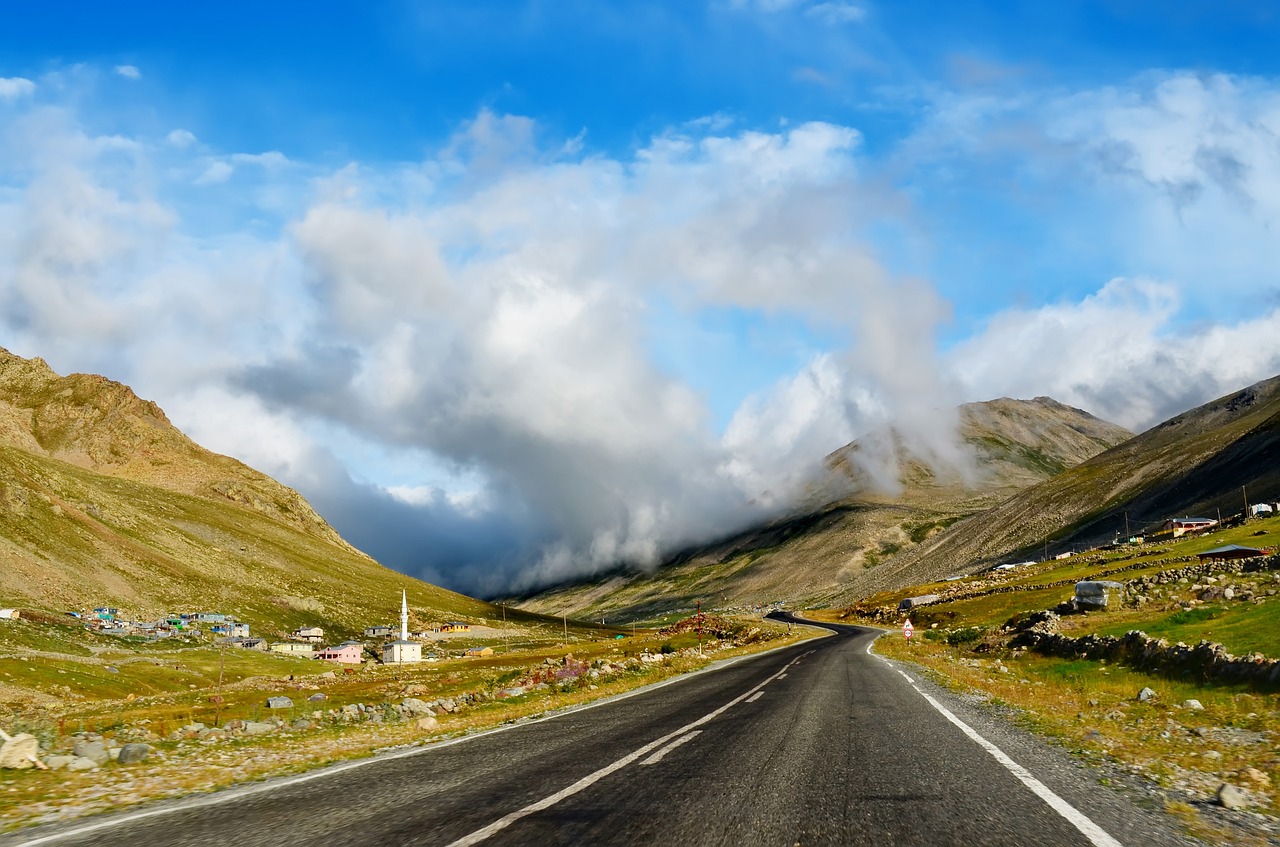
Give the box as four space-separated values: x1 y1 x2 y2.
383 589 422 664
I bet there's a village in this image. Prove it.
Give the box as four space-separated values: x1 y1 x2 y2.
21 591 502 667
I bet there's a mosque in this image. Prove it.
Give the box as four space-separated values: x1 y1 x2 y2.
381 590 422 664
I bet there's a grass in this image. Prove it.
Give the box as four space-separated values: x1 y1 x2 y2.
0 612 818 832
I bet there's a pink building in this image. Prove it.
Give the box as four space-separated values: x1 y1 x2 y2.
315 642 364 664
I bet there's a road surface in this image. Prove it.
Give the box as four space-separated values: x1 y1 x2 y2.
4 615 1199 847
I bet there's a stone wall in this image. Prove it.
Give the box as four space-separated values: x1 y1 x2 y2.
1010 612 1280 688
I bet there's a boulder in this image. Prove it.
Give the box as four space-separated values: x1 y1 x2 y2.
72 739 110 765
308 693 327 702
415 716 439 731
495 687 526 699
242 721 275 736
1181 699 1204 711
1136 687 1156 702
116 744 150 765
66 756 99 772
401 698 434 716
1216 783 1248 810
267 696 294 709
0 733 40 769
45 755 77 770
1074 581 1123 610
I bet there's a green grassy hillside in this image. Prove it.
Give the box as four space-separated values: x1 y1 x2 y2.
845 375 1280 602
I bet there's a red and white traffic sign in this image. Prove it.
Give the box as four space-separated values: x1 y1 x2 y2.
902 619 914 639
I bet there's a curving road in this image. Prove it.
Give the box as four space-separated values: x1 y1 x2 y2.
4 616 1199 847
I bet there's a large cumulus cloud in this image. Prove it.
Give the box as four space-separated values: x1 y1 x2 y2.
4 69 1280 597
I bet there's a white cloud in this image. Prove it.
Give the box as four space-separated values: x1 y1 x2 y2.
0 77 36 99
952 278 1280 431
193 160 234 185
114 65 141 80
805 2 865 24
166 128 197 148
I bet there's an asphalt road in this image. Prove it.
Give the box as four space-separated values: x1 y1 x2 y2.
5 616 1201 847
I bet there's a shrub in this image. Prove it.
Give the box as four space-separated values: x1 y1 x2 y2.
946 626 987 646
659 643 676 654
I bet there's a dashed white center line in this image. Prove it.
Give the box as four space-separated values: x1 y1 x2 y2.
640 731 702 766
746 691 763 703
445 653 805 847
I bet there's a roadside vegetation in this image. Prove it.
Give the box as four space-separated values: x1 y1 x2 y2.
823 513 1280 843
0 610 812 832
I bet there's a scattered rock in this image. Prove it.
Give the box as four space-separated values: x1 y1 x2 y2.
308 693 327 702
1223 587 1235 601
1082 729 1104 744
71 739 109 766
320 671 336 679
291 720 314 731
44 755 76 770
242 721 275 736
1104 710 1125 721
66 756 99 772
1216 783 1248 810
495 687 526 699
1239 767 1271 786
415 716 439 731
1181 699 1204 711
1136 687 1156 702
267 696 294 709
0 733 40 769
116 744 150 765
401 698 434 716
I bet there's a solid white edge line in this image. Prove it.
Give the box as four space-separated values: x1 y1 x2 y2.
857 623 1122 847
444 654 806 847
639 730 703 766
11 627 828 847
912 687 1123 847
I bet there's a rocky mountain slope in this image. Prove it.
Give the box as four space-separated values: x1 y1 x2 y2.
844 374 1280 602
517 397 1131 620
0 348 515 637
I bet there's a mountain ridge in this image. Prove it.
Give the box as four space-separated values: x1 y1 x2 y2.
516 395 1132 620
0 347 508 636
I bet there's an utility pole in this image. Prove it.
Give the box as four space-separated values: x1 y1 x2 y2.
696 600 703 657
214 639 226 727
1124 511 1130 540
562 612 567 641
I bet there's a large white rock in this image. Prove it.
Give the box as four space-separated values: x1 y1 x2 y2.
0 733 40 769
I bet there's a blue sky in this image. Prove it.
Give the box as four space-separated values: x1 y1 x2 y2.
4 1 1280 595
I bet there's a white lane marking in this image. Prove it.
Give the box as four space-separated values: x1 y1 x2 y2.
12 638 821 847
445 654 804 847
897 670 914 683
746 691 763 703
893 672 1123 847
640 730 702 766
777 673 787 679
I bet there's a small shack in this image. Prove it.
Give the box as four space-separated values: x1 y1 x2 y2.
465 646 494 658
1197 544 1264 562
0 609 19 620
897 594 940 612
